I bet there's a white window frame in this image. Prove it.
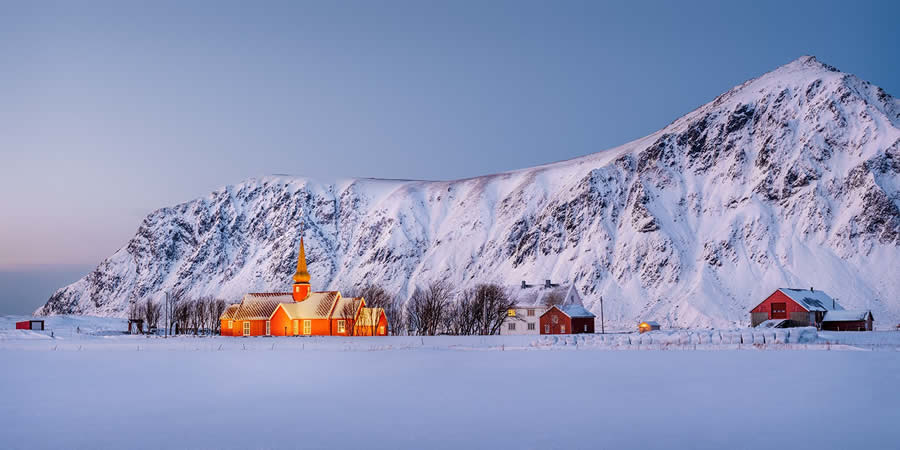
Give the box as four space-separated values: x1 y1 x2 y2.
265 320 271 336
508 322 516 331
228 320 233 329
337 320 346 334
243 321 250 336
527 309 535 316
303 320 311 335
527 322 535 331
293 320 299 335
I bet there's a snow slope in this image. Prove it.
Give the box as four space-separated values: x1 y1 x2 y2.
37 56 900 328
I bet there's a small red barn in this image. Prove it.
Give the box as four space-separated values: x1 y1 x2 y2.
540 305 595 335
821 311 874 331
750 288 872 330
15 320 44 330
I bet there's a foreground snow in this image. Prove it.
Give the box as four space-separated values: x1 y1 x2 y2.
1 316 899 449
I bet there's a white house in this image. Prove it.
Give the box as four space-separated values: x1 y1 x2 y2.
500 282 585 335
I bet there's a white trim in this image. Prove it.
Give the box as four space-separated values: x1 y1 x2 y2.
303 320 311 335
243 321 250 336
337 319 346 334
265 320 271 336
228 320 233 329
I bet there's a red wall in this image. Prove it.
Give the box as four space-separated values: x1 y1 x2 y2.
540 309 573 335
750 291 807 319
15 321 29 330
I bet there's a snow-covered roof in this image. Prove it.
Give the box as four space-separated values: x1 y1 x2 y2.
777 288 843 312
823 310 871 322
233 295 287 320
219 304 240 321
552 304 595 319
278 292 340 320
510 284 583 307
331 297 363 319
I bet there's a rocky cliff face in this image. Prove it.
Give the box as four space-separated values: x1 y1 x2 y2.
38 56 900 328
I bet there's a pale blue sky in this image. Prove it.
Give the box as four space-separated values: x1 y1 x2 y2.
1 0 898 277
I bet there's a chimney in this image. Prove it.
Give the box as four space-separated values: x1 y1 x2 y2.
545 280 551 288
521 280 527 289
810 286 814 292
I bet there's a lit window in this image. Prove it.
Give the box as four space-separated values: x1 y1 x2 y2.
508 323 516 331
228 320 233 329
265 321 271 336
303 320 311 335
527 309 535 316
507 309 516 317
544 324 550 333
528 323 535 331
584 324 588 332
293 320 298 335
561 324 566 334
338 320 346 334
378 325 385 335
243 322 250 336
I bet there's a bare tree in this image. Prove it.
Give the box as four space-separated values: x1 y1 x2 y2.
143 298 162 333
174 300 192 335
164 292 180 336
208 299 226 334
446 284 516 335
406 280 453 336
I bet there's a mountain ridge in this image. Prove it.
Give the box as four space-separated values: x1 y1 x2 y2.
37 56 900 328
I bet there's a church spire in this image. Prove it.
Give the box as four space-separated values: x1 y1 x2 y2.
291 220 311 302
293 236 311 283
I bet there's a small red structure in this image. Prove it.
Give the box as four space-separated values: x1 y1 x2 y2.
540 305 595 335
16 320 45 330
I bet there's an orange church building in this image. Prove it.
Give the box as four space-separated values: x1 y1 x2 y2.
220 236 388 337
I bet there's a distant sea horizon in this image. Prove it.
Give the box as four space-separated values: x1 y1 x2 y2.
0 264 96 316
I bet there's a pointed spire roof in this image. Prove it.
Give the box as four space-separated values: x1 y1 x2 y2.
293 223 311 284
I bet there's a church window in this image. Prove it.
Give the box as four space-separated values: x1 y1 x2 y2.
338 320 346 334
303 320 311 335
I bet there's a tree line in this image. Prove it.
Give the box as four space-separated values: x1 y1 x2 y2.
128 295 227 335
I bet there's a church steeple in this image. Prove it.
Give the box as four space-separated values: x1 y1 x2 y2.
293 236 311 284
292 223 311 301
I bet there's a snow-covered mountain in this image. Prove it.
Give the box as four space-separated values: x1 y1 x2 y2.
37 56 900 328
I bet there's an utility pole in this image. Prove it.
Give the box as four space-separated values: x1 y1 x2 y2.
164 292 169 339
600 295 605 334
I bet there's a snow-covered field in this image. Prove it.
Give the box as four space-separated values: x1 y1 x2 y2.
2 315 899 449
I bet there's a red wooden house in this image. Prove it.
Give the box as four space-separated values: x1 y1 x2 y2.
540 305 595 335
750 288 873 330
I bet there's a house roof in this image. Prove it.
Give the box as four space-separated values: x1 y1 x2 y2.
331 296 364 319
220 304 240 321
511 283 583 307
277 291 340 320
232 295 287 320
356 307 384 327
543 304 595 319
777 288 843 312
823 310 872 322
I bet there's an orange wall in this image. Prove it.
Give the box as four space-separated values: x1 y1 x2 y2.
270 307 293 336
